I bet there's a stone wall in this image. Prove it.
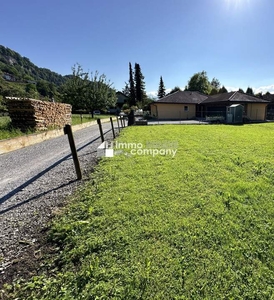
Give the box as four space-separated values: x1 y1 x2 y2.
7 98 72 131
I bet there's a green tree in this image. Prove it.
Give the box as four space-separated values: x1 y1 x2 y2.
238 88 244 93
128 62 136 106
62 64 89 111
0 95 8 113
62 64 116 116
134 63 146 107
186 71 211 94
142 97 154 111
246 87 254 95
25 83 38 98
122 82 130 97
219 86 228 93
209 87 219 95
169 86 181 95
89 71 117 114
36 80 51 97
48 82 56 99
157 76 166 99
210 77 221 90
23 74 35 81
255 92 263 99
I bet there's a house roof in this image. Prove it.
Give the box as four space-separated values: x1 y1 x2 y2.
154 91 208 104
152 91 270 107
116 91 128 98
202 91 269 104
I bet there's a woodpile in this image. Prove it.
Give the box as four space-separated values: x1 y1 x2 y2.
7 98 72 131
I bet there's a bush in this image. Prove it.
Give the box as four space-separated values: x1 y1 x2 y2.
122 103 129 110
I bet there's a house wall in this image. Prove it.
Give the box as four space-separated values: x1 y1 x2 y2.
116 93 128 107
247 103 267 121
151 103 196 120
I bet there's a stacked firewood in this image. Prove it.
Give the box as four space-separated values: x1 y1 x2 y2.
7 98 72 131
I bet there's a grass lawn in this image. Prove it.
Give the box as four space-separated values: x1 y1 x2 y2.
4 124 274 299
71 114 114 126
0 116 25 140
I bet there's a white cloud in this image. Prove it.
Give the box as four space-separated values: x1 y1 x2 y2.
253 84 274 94
226 86 239 92
224 84 274 94
147 91 157 99
147 88 172 99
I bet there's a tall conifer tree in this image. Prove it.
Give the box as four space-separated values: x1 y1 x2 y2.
129 62 136 106
134 63 146 106
157 76 166 99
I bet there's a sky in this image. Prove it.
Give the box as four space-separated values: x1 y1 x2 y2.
1 0 274 98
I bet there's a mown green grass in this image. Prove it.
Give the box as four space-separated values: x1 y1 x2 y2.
3 124 274 299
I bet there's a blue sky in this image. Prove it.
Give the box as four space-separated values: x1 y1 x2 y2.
1 0 273 97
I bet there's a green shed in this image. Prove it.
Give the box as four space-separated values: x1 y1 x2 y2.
226 104 243 124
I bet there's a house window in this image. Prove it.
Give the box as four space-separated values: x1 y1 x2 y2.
184 106 189 111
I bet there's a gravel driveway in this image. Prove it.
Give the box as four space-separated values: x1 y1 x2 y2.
0 121 118 287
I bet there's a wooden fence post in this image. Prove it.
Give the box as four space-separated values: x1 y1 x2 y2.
120 116 124 128
97 118 105 142
116 116 120 132
110 117 115 139
64 124 82 180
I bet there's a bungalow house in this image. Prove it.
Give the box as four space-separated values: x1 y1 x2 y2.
116 91 129 108
151 91 269 122
106 91 128 113
151 91 207 120
202 91 269 121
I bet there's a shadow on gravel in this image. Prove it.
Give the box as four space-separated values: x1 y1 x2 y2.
0 132 108 208
0 180 76 215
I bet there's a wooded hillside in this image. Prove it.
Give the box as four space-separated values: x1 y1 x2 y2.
0 45 67 85
0 45 70 109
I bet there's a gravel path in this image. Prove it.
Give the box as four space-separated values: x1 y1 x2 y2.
0 121 119 286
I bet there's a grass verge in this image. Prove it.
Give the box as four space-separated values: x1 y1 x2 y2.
71 114 114 126
2 124 274 299
0 114 113 140
0 116 29 140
